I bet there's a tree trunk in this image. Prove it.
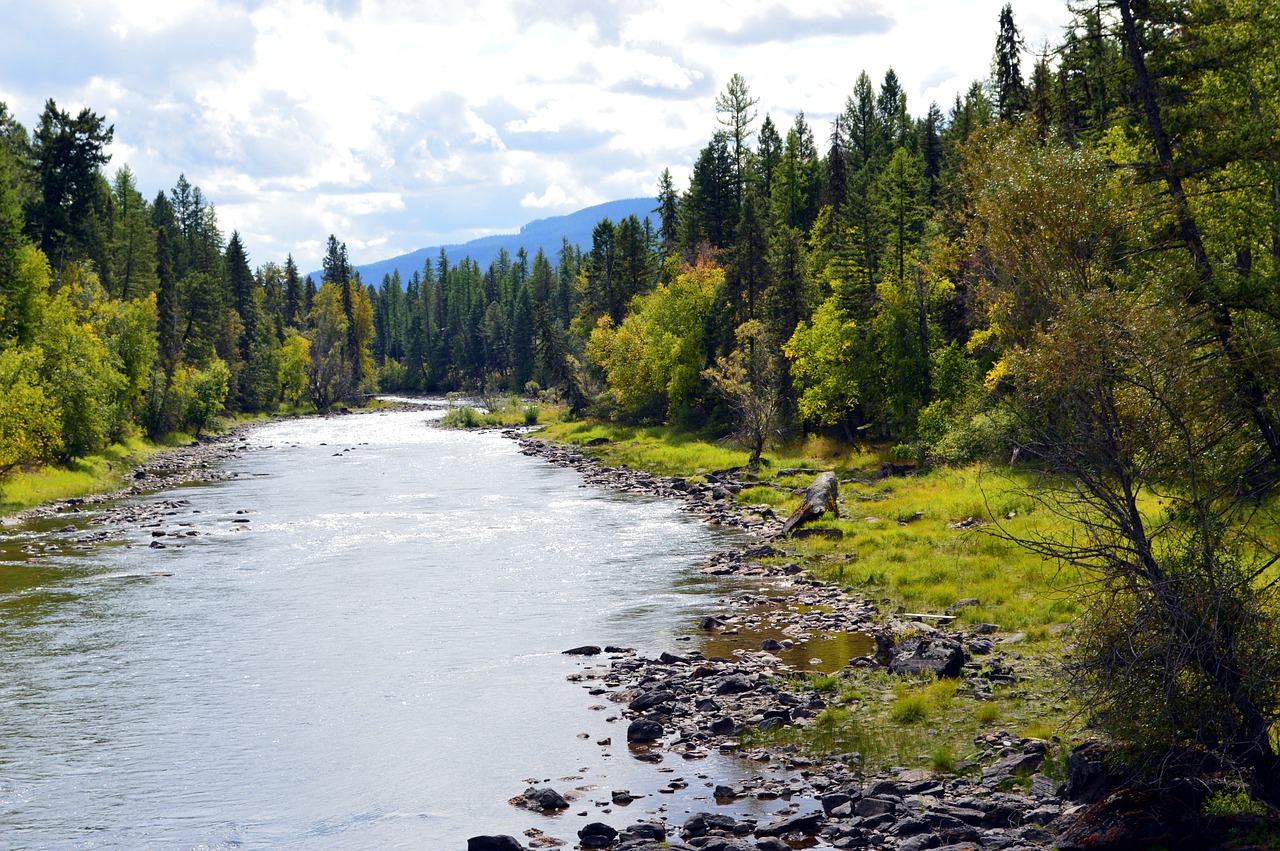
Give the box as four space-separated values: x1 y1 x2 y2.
781 471 839 536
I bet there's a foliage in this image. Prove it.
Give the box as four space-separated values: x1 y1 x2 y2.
702 319 782 469
0 347 61 472
784 296 861 428
587 255 723 424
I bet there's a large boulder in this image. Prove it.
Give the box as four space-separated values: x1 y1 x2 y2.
626 718 664 743
519 786 569 811
888 636 966 679
1064 739 1122 804
578 822 619 848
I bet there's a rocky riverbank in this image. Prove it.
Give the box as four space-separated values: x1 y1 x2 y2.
491 434 1097 851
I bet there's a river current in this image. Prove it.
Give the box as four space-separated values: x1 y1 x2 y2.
0 407 786 849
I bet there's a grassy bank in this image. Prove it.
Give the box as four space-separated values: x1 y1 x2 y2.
0 436 169 515
538 420 1087 773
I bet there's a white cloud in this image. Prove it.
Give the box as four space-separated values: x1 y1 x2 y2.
521 185 572 209
2 0 1075 270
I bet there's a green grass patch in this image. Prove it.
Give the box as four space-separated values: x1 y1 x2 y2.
441 398 565 429
0 436 161 514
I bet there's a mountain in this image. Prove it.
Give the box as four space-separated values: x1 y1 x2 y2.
318 197 657 286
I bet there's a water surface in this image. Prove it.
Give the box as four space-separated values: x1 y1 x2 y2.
0 408 792 849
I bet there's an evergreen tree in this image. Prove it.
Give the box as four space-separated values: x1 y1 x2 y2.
655 167 680 256
993 3 1027 121
155 227 180 372
756 114 782 196
26 99 114 270
715 72 759 202
283 254 303 329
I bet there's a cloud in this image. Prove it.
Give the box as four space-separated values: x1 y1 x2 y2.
521 184 571 209
509 0 636 43
691 1 893 46
5 0 1075 271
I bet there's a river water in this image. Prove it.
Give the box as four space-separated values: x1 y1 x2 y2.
0 407 798 850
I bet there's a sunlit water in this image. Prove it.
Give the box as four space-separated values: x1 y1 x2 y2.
0 408 799 849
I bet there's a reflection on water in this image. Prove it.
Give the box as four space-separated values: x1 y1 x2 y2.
0 409 813 849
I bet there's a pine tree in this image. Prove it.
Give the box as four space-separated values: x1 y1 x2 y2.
715 73 759 203
993 3 1027 121
155 227 180 372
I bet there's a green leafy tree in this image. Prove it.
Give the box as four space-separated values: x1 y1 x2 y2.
0 347 62 473
587 255 723 424
784 296 862 435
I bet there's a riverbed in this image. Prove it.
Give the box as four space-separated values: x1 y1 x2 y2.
0 407 797 849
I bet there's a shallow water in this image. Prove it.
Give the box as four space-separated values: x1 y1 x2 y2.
0 408 816 849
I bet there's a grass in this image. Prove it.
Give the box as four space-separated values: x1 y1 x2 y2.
0 435 163 514
440 397 563 429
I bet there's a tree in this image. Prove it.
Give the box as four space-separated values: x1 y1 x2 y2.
703 319 781 470
26 100 114 270
654 168 680 256
784 297 862 435
992 3 1027 121
967 123 1280 805
587 254 723 424
0 347 62 473
106 166 157 300
715 72 759 202
283 254 303 329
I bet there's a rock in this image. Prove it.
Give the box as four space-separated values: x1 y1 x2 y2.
563 645 602 656
889 637 966 679
754 810 825 837
626 719 663 743
897 834 942 851
820 792 853 816
981 745 1046 786
754 840 791 851
854 797 896 817
682 811 738 838
782 471 839 536
714 675 754 695
628 690 675 711
709 717 736 736
467 836 525 850
790 528 844 540
520 786 569 811
876 461 916 479
578 822 619 847
1064 739 1120 804
946 598 980 613
620 822 666 840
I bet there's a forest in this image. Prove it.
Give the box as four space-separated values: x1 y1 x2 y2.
2 0 1280 803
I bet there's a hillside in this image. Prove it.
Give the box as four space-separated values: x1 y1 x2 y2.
322 197 656 285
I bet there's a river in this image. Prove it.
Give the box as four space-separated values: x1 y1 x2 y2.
0 406 797 849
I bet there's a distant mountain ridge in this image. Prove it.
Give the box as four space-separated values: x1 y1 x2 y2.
317 197 656 286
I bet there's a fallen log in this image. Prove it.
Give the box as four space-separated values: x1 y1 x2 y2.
781 471 839 537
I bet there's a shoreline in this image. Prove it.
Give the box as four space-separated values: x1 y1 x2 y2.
505 432 1079 851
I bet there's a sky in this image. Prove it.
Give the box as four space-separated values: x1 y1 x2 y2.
1 0 1075 272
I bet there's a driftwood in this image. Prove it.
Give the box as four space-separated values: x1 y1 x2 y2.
781 471 839 536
